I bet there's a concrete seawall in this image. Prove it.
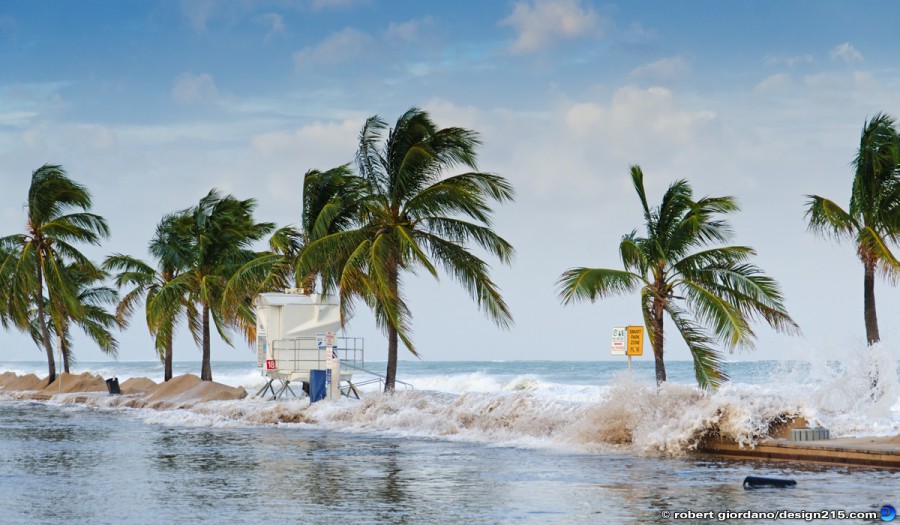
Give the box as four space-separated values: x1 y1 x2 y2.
698 436 900 469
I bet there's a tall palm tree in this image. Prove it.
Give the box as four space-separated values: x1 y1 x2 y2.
806 112 900 346
160 190 274 381
0 164 110 383
302 107 516 391
104 213 194 381
557 166 798 389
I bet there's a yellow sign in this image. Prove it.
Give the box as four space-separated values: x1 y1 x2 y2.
626 325 644 356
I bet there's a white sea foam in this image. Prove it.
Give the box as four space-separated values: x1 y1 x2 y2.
3 340 898 457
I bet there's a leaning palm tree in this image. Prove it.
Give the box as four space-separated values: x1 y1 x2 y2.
806 112 900 346
557 166 798 389
159 190 273 381
302 107 516 391
104 213 194 381
0 164 109 383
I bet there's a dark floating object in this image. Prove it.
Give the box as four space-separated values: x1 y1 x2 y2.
743 476 797 489
105 377 121 395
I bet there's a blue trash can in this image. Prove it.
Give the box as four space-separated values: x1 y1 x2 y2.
309 370 326 402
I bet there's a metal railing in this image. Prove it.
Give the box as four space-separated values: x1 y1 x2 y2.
341 361 414 390
267 336 364 375
259 336 415 395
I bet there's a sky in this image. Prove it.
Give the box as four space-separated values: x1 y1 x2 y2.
2 0 900 366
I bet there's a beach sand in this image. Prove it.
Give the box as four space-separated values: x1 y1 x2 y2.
0 371 247 408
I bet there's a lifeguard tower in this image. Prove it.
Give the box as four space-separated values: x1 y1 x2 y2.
254 290 364 399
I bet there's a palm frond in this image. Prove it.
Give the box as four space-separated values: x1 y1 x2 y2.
619 233 648 275
419 217 515 265
421 233 513 329
556 267 643 305
666 303 728 389
677 278 754 351
805 195 857 240
859 225 900 283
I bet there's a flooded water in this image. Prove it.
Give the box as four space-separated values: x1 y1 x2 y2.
0 399 895 524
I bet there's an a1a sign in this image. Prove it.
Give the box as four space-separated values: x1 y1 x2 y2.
626 326 644 356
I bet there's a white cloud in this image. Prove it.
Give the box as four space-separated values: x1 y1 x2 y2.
565 86 716 140
501 0 604 54
755 73 791 92
78 124 117 151
762 54 814 68
802 70 895 109
0 111 37 126
292 27 373 68
621 22 658 47
171 72 220 105
179 0 216 31
252 118 361 160
19 123 116 153
386 17 433 42
255 12 285 40
829 42 862 63
629 56 691 83
562 86 719 182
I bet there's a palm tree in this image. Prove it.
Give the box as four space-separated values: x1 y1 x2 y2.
46 261 120 373
159 190 274 381
228 165 363 297
302 107 516 391
557 166 798 389
0 164 110 383
104 213 194 381
805 112 900 346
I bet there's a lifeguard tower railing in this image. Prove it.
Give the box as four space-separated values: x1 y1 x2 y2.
264 336 364 377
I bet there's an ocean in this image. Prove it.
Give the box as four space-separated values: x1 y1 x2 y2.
0 354 898 524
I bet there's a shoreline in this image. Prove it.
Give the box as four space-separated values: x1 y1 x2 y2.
0 371 248 409
2 371 899 469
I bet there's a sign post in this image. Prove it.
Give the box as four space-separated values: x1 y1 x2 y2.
324 331 339 400
626 325 644 372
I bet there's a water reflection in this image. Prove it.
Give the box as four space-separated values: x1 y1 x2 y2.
1 401 897 525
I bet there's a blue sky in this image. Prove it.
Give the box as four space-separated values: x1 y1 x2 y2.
2 0 900 366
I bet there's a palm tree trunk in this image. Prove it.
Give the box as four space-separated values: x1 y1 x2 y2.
201 302 212 381
164 332 173 382
385 325 399 392
59 334 70 374
384 263 399 392
863 259 880 345
651 297 666 385
35 260 56 384
863 258 881 394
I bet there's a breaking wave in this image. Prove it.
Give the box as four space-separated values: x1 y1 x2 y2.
3 341 898 457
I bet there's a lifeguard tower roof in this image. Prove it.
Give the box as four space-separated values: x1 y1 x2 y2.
254 292 342 341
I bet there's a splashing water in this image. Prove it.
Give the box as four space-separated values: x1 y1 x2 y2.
1 339 898 457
